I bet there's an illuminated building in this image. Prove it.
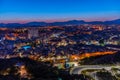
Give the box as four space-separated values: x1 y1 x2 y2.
28 28 39 39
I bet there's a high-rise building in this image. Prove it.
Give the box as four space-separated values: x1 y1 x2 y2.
28 28 39 39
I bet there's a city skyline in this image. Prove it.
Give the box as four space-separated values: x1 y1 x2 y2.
0 0 120 23
0 0 120 80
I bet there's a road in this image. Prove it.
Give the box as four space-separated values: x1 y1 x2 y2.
70 65 120 75
107 47 120 51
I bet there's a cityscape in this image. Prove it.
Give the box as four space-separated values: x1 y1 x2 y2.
0 0 120 80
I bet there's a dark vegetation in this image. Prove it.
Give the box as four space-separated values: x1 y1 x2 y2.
0 57 89 80
96 71 117 80
80 51 120 65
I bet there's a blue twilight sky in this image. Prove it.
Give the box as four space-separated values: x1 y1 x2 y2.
0 0 120 23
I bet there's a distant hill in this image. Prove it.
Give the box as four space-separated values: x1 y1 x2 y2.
49 20 85 26
25 22 47 26
0 19 120 28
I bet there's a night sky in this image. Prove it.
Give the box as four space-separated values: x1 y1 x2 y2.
0 0 120 23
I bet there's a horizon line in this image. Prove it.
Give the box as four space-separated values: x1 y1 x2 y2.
0 17 120 24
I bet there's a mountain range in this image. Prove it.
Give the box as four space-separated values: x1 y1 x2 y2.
0 19 120 28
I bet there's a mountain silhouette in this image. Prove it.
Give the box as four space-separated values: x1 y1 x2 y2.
0 19 120 28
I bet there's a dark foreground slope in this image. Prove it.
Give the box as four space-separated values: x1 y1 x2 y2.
0 57 90 80
80 51 120 65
